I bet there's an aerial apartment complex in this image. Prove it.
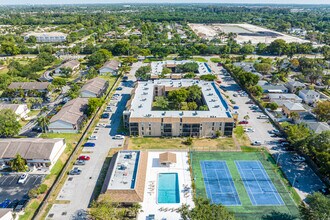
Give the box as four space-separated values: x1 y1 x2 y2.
123 79 234 137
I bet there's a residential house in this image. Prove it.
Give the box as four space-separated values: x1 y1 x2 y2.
281 100 306 117
0 104 29 119
0 209 13 220
80 77 109 98
306 122 330 134
48 98 88 133
7 82 50 98
24 32 67 42
54 60 80 76
268 93 302 103
99 60 121 75
298 90 320 104
261 84 288 93
285 81 306 93
0 138 66 170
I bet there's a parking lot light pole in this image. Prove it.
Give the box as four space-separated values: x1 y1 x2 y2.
292 173 299 188
276 152 281 166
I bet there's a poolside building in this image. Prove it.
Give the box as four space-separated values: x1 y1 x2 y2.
159 152 177 166
101 150 148 203
123 79 234 137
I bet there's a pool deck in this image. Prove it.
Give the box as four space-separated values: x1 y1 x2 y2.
138 151 194 220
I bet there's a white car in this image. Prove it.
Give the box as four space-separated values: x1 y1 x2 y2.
18 174 28 184
89 135 97 140
251 141 262 146
257 115 269 119
113 135 125 140
244 128 255 132
291 156 305 162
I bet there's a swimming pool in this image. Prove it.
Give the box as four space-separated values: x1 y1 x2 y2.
157 173 180 203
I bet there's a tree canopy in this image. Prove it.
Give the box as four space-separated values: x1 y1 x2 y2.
0 109 21 137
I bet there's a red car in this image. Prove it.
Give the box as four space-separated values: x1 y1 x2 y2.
78 155 90 161
238 120 248 124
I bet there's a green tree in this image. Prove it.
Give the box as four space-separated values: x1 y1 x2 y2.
299 192 330 220
9 154 27 172
187 102 198 110
52 78 66 89
179 198 234 220
268 102 279 111
59 67 73 78
200 74 217 81
254 63 272 75
160 67 171 78
37 116 49 133
313 101 330 122
135 65 151 80
89 196 122 220
26 36 37 44
187 85 202 103
88 49 112 66
285 123 311 148
154 96 169 110
86 98 103 117
0 109 21 137
168 88 189 109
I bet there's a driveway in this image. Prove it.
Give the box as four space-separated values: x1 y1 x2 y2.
46 63 140 220
208 59 326 199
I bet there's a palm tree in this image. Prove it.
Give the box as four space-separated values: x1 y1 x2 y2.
37 116 50 133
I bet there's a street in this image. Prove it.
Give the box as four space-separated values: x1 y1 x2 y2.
46 62 141 220
208 59 325 199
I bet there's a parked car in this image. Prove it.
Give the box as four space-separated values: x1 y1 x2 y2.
122 76 128 81
32 126 42 133
69 167 82 175
113 135 125 140
84 142 95 147
244 128 255 132
7 199 19 209
251 141 262 146
116 87 123 91
233 93 238 97
269 129 280 134
291 155 305 162
101 113 110 119
245 100 254 104
18 174 28 184
75 160 86 166
233 106 239 110
257 115 269 119
78 155 90 161
88 135 97 140
238 120 248 125
14 199 28 212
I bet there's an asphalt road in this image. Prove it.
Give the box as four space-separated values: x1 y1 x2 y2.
46 62 141 220
208 60 325 199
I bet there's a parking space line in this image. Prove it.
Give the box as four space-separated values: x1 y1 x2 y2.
8 176 17 185
0 176 9 185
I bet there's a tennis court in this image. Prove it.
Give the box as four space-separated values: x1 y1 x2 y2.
201 161 241 206
235 160 284 206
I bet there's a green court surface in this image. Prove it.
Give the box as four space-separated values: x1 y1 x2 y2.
190 151 300 220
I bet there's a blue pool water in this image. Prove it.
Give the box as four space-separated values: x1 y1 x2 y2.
158 173 180 203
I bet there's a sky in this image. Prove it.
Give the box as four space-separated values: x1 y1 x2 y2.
0 0 329 5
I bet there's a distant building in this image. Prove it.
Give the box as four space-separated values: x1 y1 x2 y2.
99 60 121 75
54 60 80 76
268 93 302 103
0 104 29 119
285 81 306 93
48 98 88 133
281 101 306 117
288 28 307 36
80 77 109 98
0 208 13 220
24 32 67 43
123 79 234 137
261 84 288 93
306 122 330 134
0 138 66 170
298 90 320 104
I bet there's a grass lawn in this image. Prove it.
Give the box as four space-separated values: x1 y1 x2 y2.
0 66 8 75
128 137 238 151
191 57 208 62
190 151 299 220
210 57 222 63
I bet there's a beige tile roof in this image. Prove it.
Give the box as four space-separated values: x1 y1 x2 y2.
0 138 64 160
80 77 108 96
50 98 88 125
159 152 177 164
100 60 120 71
8 82 50 90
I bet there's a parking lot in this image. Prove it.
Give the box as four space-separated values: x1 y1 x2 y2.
208 60 326 199
46 62 141 220
0 174 44 203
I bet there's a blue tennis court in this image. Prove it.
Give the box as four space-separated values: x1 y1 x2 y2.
201 161 241 206
235 160 284 206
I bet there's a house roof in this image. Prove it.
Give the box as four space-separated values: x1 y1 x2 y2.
0 209 11 218
159 152 177 164
306 122 330 133
299 89 320 96
0 138 64 160
80 77 108 96
8 82 50 90
261 84 287 92
283 101 305 111
286 81 305 87
0 104 26 113
50 98 88 125
100 60 120 71
268 93 302 101
59 60 80 69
